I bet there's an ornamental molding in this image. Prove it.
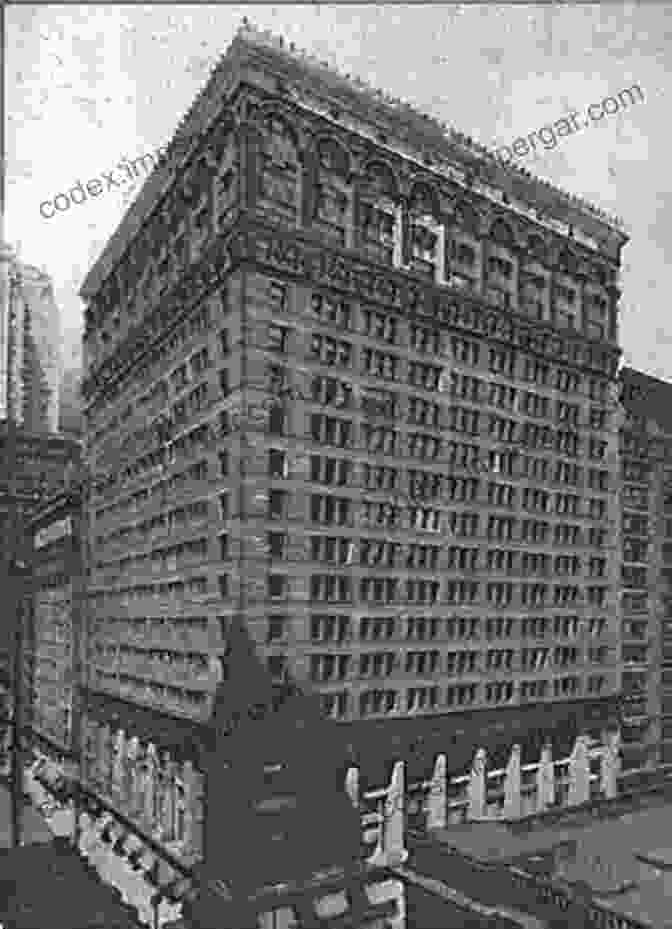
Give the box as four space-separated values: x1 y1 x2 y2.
245 222 620 377
82 234 240 402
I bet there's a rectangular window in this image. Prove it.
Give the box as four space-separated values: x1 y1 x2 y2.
269 449 287 479
268 324 288 353
268 574 287 599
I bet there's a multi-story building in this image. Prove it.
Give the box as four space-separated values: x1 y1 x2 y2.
0 242 62 433
619 367 672 774
79 24 625 790
24 489 85 758
0 424 81 697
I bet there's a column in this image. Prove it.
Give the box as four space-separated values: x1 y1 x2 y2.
383 761 407 866
568 734 591 806
111 728 126 807
126 736 141 817
600 729 621 800
426 754 447 830
182 759 205 859
468 748 487 820
503 744 522 820
143 742 158 832
345 766 359 809
536 742 555 812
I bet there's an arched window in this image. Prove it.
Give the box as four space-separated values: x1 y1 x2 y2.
490 218 514 247
313 137 351 246
408 182 442 280
359 161 398 265
258 112 300 224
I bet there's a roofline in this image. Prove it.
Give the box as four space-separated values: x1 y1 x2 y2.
81 21 629 301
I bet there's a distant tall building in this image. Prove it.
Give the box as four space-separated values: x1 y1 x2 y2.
58 365 84 436
0 243 62 433
80 23 625 788
619 367 672 772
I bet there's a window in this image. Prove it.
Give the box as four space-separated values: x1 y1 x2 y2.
268 404 285 436
267 532 287 559
362 308 398 344
267 616 286 643
268 324 288 353
269 449 287 479
268 574 287 599
219 368 229 395
268 490 287 520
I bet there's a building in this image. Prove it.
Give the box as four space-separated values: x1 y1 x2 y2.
59 364 84 437
22 489 86 761
79 22 625 813
0 425 81 707
0 243 62 433
618 367 672 774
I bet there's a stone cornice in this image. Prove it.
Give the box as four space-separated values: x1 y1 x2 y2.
84 217 620 406
82 233 236 403
233 24 627 240
82 24 627 307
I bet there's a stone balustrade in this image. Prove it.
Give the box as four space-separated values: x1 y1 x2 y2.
82 717 204 863
349 729 622 848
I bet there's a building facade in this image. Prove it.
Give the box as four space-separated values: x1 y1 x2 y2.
618 367 672 773
80 24 624 787
0 243 62 433
24 490 86 757
0 425 81 702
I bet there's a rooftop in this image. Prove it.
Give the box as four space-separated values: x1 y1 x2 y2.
429 788 672 928
620 366 672 435
82 20 627 301
0 838 141 928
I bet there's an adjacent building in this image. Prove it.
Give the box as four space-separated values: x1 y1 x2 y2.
0 243 62 433
618 367 672 773
79 22 625 799
24 489 85 758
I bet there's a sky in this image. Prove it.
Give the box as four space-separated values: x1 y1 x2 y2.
5 2 672 380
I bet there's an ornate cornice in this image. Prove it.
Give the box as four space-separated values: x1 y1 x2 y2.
82 233 239 403
245 218 621 377
84 217 620 407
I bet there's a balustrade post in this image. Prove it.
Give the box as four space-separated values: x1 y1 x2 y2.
600 729 621 800
345 766 359 809
568 734 591 807
503 744 522 820
97 722 112 793
468 748 487 820
383 761 407 866
143 742 158 833
111 728 126 807
537 742 555 812
160 752 177 841
426 754 446 830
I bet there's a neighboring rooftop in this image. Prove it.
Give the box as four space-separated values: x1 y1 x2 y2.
427 788 672 929
620 366 672 434
0 838 141 928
